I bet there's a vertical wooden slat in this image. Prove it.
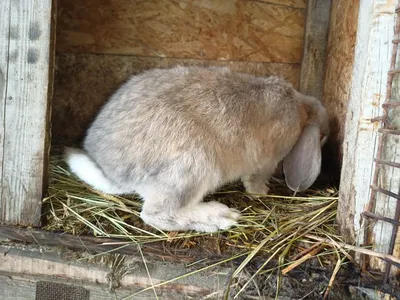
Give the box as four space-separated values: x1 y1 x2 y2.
0 0 54 226
299 0 331 99
338 0 396 253
0 2 11 213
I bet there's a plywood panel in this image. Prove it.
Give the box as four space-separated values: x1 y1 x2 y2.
322 0 360 183
52 53 301 143
258 0 306 8
56 0 305 63
0 0 55 226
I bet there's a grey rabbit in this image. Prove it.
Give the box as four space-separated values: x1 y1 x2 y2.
66 66 329 232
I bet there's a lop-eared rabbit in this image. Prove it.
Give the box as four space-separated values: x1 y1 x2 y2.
66 66 329 232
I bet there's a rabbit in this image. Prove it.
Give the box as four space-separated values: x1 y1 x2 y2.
65 66 329 233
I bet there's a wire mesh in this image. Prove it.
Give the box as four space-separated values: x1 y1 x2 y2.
362 4 400 284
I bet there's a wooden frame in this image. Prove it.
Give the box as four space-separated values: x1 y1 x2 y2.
0 0 334 260
0 0 55 226
4 0 398 279
0 224 225 263
337 0 399 273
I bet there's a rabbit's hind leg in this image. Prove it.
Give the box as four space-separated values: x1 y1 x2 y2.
241 162 279 196
242 173 269 195
138 182 240 233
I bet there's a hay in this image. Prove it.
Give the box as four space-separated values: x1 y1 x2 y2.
44 154 347 297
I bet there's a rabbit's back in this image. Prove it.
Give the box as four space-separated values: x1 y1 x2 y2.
84 66 301 190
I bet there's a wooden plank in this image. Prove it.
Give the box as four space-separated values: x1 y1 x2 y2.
317 0 360 185
0 225 227 263
0 0 10 221
372 142 400 274
370 9 400 273
0 0 55 226
338 0 396 267
323 0 359 168
299 0 337 181
257 0 306 9
56 0 305 63
389 31 400 272
321 0 360 184
299 0 331 99
52 53 301 143
0 276 36 300
0 275 186 300
0 245 226 298
0 274 216 300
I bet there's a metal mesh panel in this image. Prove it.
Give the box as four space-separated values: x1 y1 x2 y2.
35 281 89 300
362 4 400 284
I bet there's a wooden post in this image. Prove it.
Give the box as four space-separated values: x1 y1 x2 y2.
299 0 331 99
0 0 55 226
338 0 397 269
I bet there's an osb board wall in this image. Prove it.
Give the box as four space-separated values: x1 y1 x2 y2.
53 0 306 142
56 0 305 63
53 54 301 142
323 0 360 176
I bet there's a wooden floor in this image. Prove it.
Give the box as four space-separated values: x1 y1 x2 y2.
0 242 232 299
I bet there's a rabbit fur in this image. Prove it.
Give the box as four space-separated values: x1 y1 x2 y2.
66 66 329 233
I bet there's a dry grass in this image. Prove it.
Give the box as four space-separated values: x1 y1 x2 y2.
43 154 348 298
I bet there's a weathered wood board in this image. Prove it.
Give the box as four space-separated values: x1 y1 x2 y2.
0 224 222 262
322 0 360 182
52 53 301 142
0 0 55 226
338 0 398 275
0 245 230 299
369 12 400 273
299 0 331 99
56 0 305 63
258 0 306 8
388 54 400 272
298 0 333 181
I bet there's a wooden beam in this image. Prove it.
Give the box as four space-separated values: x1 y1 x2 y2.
0 0 55 226
0 225 226 263
299 0 331 98
338 0 397 269
0 246 227 299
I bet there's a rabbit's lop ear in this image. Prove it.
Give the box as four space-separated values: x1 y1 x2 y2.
283 124 321 192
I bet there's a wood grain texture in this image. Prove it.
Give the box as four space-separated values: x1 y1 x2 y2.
52 53 301 143
0 246 223 298
0 0 10 226
0 244 224 299
257 0 306 8
338 0 396 266
0 0 55 226
299 0 333 182
330 0 360 241
299 0 331 99
369 23 400 274
0 225 228 263
322 0 359 184
0 275 198 300
56 0 305 63
389 58 400 272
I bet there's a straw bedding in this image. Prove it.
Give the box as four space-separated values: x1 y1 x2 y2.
43 153 349 298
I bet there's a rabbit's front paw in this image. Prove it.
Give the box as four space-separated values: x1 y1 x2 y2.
185 201 240 232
